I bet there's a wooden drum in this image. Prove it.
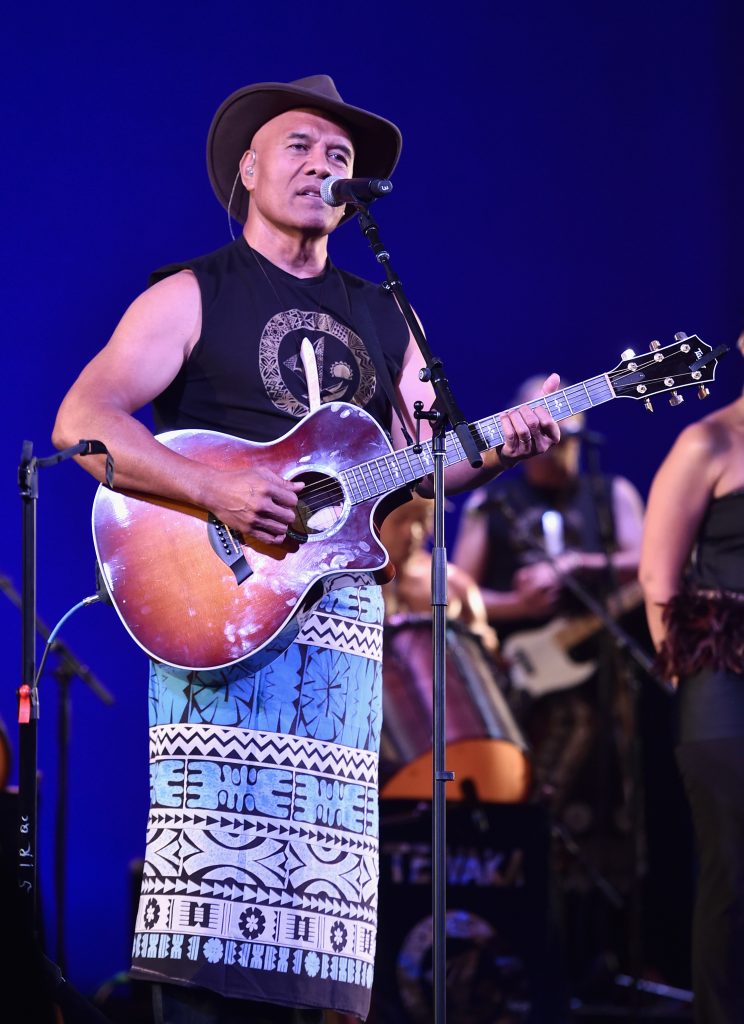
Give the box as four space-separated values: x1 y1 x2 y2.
379 615 531 803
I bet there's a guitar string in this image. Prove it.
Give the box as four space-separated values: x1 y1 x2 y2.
286 351 707 513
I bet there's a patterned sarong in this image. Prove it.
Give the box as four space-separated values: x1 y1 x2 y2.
130 575 383 1019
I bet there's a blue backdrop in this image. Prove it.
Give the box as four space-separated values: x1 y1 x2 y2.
2 0 743 1001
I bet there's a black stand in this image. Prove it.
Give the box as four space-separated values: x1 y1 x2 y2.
581 433 647 1023
16 438 114 1022
0 572 115 973
356 205 481 1024
52 657 114 973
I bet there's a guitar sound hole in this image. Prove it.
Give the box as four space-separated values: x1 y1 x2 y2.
291 471 345 537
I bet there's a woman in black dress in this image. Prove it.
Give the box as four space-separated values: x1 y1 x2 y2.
640 333 744 1024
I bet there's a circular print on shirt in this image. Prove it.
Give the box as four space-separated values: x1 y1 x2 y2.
259 309 377 418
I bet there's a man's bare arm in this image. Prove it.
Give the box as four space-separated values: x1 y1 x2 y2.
53 272 302 544
640 421 722 651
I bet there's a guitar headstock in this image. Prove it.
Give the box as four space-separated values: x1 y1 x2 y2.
609 332 728 410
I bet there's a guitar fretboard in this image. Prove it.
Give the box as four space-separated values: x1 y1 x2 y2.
341 375 614 503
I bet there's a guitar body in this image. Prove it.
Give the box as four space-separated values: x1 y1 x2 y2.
501 580 643 697
502 620 597 698
92 403 395 670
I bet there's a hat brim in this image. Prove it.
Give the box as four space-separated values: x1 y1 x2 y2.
207 81 402 226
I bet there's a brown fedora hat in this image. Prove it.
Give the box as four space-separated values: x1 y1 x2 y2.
207 74 402 225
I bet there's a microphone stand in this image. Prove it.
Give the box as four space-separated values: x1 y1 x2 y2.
581 435 646 1022
17 438 114 1022
356 204 481 1024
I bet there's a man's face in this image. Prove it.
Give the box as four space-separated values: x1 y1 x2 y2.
244 109 355 235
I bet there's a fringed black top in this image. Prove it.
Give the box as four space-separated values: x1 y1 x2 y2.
657 489 744 681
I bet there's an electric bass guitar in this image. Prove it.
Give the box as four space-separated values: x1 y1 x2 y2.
502 579 644 697
92 334 724 670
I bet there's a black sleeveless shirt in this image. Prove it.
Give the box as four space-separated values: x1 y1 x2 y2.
149 237 409 442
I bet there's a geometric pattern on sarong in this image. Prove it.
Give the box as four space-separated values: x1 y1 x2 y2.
150 725 379 785
134 727 379 977
295 611 383 662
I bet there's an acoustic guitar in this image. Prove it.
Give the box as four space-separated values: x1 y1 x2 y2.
92 335 723 670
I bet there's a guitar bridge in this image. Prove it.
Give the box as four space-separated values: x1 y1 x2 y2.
207 514 253 585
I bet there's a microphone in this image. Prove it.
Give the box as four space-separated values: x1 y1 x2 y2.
320 175 393 208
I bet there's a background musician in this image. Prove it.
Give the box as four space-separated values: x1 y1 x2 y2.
452 374 649 994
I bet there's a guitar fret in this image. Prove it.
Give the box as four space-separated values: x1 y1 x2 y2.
386 453 404 487
347 465 361 500
358 464 371 498
342 469 361 503
361 462 377 496
370 458 387 493
481 416 504 448
400 447 416 482
446 435 464 464
377 457 393 491
567 383 589 413
409 447 426 478
379 457 395 490
356 463 367 495
544 394 562 419
595 375 613 403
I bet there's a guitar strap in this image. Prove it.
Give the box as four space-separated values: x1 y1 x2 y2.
345 279 416 449
300 337 322 413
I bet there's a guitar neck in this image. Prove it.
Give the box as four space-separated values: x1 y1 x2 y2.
556 579 644 650
342 374 615 502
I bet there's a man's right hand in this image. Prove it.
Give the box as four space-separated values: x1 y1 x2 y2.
206 467 305 545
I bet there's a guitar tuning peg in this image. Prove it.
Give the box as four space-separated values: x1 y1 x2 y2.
649 340 661 351
698 385 711 400
620 348 636 361
644 398 654 412
669 391 684 406
674 331 689 342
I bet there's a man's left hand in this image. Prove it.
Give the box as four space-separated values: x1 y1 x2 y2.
498 372 561 468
